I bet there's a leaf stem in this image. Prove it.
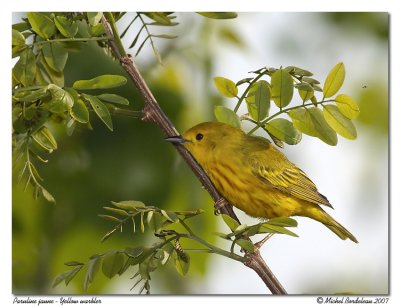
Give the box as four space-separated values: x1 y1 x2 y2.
30 37 110 46
108 107 144 118
104 12 127 57
180 233 245 263
137 13 161 62
247 99 334 135
234 70 268 113
179 218 244 262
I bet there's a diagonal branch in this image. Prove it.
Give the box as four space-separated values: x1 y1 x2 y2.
101 13 287 295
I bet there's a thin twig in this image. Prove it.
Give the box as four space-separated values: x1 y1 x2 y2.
101 14 287 295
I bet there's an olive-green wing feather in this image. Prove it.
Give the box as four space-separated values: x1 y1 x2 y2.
247 145 332 208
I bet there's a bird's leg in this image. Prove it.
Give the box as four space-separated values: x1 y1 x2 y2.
214 198 230 215
254 233 274 251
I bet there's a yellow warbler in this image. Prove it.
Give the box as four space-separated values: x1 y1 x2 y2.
167 121 358 243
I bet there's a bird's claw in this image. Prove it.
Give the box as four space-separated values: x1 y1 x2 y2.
214 198 229 215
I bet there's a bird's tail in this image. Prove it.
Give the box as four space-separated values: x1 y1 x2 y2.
325 219 358 243
302 205 358 243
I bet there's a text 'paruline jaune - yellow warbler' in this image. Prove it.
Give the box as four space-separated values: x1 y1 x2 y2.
167 121 358 243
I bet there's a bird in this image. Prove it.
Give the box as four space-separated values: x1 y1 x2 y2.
166 121 358 243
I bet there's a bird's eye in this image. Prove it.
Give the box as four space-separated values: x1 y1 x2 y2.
196 133 204 141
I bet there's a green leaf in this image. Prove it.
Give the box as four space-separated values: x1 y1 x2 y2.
289 107 338 146
32 126 57 152
221 214 240 231
174 251 190 276
197 12 238 19
295 82 314 91
82 94 113 131
143 12 172 25
41 187 56 203
334 94 360 119
87 12 103 26
264 118 301 145
73 75 127 90
52 265 83 288
54 16 78 38
313 84 323 92
13 48 36 86
140 212 145 233
151 34 178 39
12 44 27 58
323 62 345 98
176 209 205 219
266 217 298 227
12 29 25 46
214 106 241 128
70 97 89 123
271 69 294 108
97 93 129 105
259 224 298 237
14 87 49 102
124 247 153 267
103 206 129 216
147 212 165 234
308 107 338 145
27 12 57 39
75 20 91 38
236 77 253 86
233 224 248 235
242 224 261 237
161 210 179 223
42 42 68 73
311 96 318 106
236 239 255 252
90 24 105 37
98 214 121 222
284 66 313 77
146 211 154 225
12 22 31 32
245 80 270 121
125 247 144 258
323 105 357 140
64 261 84 266
111 200 145 210
213 77 238 98
288 109 314 136
66 118 76 136
160 243 175 266
38 55 64 87
83 256 101 291
102 251 125 279
302 77 320 85
296 82 314 101
47 84 74 113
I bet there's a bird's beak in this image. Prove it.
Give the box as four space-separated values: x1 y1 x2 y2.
165 135 189 144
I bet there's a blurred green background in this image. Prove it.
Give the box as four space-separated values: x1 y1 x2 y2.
12 12 388 294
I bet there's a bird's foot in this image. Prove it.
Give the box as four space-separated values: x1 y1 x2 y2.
214 198 230 215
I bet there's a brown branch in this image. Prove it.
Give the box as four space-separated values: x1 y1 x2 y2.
101 14 287 295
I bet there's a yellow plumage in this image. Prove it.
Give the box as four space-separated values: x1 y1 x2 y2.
172 121 357 243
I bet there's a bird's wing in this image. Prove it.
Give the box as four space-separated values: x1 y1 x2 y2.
248 148 332 208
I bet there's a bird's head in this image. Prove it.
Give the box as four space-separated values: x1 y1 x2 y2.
165 121 244 164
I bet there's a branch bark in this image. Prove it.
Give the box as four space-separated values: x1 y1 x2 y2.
101 14 287 295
